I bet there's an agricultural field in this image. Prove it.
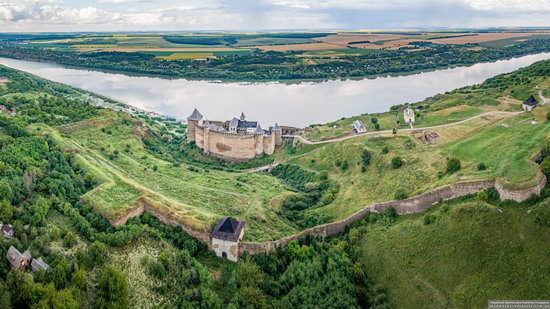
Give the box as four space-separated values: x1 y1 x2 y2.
2 30 549 81
22 30 550 59
359 196 550 308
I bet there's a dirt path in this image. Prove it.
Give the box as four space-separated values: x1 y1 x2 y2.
287 111 524 145
540 89 549 105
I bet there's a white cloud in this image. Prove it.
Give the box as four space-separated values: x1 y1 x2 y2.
464 0 550 11
0 0 548 31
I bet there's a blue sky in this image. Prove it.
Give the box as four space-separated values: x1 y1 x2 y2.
0 0 549 32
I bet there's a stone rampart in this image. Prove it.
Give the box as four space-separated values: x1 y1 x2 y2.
104 174 546 258
109 198 211 246
495 175 547 203
239 180 495 255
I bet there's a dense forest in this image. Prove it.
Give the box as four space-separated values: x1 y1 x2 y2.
0 38 549 81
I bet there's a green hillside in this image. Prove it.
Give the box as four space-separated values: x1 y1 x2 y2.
359 195 550 308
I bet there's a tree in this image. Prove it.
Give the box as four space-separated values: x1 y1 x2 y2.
88 241 109 268
361 148 372 166
233 286 268 308
391 157 403 169
285 241 310 261
385 207 398 220
394 189 408 200
50 259 71 290
392 128 397 136
0 280 11 309
72 269 87 291
340 160 349 171
63 231 77 248
540 157 550 176
0 179 13 203
0 200 13 222
374 123 381 130
477 162 487 171
370 117 378 124
446 158 461 174
30 196 50 226
236 259 265 287
96 266 129 309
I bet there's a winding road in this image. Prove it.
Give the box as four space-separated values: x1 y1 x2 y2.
285 110 524 145
248 110 524 173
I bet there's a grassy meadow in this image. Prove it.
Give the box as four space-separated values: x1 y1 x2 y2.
286 109 549 219
359 196 550 308
33 111 298 242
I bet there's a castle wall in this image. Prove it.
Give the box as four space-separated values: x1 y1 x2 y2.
239 180 495 255
202 129 260 160
495 175 547 202
194 125 205 149
263 135 275 155
186 120 196 141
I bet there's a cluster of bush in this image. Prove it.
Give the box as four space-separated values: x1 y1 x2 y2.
271 164 339 228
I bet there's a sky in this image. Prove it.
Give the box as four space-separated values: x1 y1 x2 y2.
0 0 549 32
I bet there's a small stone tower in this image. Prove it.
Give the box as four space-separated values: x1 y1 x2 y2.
186 108 203 142
273 123 283 146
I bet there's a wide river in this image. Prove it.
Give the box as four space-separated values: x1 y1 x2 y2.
1 53 549 127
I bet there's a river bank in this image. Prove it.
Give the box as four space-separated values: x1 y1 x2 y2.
2 53 549 128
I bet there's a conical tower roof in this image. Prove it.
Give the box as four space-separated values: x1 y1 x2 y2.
187 108 203 121
255 124 264 134
240 112 246 121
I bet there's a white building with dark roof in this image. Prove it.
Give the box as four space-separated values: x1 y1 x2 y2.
522 95 539 111
404 107 415 124
353 120 367 133
211 217 245 262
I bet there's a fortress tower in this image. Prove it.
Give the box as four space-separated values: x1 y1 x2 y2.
273 123 283 146
186 108 203 142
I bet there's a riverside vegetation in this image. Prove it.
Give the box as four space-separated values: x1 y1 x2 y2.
0 31 549 81
0 58 549 307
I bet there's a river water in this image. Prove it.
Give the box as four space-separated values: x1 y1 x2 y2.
1 53 549 127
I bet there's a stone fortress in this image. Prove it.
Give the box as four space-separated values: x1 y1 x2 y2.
186 108 283 161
